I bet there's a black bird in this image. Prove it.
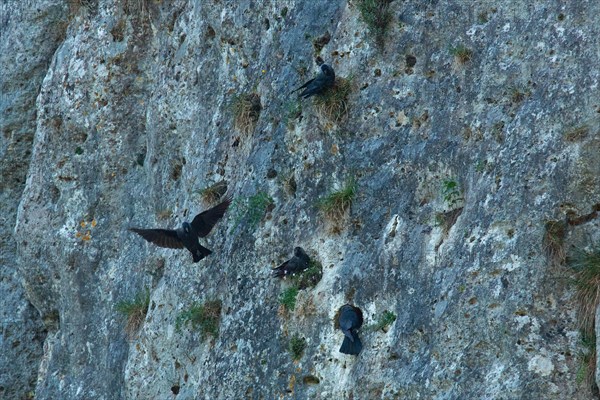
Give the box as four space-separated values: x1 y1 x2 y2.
291 63 335 99
129 197 231 262
338 304 363 356
272 247 310 278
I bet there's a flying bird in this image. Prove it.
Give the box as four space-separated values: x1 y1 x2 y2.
338 304 364 356
129 197 231 263
272 246 310 278
291 63 335 99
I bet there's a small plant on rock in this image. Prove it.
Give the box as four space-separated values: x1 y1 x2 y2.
370 310 397 332
450 45 473 64
564 125 589 142
232 92 262 134
357 0 394 47
570 245 600 336
288 334 307 361
279 286 299 312
116 288 150 338
543 220 567 267
441 178 463 209
176 299 222 339
318 177 357 220
230 191 274 232
199 181 228 205
314 77 352 124
291 259 323 290
576 331 597 391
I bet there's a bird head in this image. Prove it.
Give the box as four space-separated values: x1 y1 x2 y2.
182 222 192 234
321 64 335 78
294 247 305 256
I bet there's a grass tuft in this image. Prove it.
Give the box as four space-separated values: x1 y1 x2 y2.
369 310 397 332
199 181 227 205
291 259 323 290
564 125 589 142
280 286 299 312
570 246 600 336
543 220 567 267
230 191 274 232
441 179 463 209
450 45 473 64
176 299 222 339
313 77 352 124
576 331 598 392
116 288 150 339
318 177 357 220
357 0 394 47
232 93 262 134
288 334 307 361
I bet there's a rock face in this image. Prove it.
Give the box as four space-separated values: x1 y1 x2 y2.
4 0 600 399
1 1 69 398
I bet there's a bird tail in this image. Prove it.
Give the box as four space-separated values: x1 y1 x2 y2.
339 333 362 355
193 246 212 263
271 267 285 278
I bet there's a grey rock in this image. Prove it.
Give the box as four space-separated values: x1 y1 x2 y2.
3 0 600 399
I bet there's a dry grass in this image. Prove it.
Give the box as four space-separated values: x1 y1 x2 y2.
570 246 600 336
450 45 473 64
176 299 222 339
318 177 357 220
199 181 227 205
564 125 590 142
543 220 567 267
232 93 262 134
313 77 352 124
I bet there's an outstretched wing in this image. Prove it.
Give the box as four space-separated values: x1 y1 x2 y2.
129 228 184 249
191 197 232 237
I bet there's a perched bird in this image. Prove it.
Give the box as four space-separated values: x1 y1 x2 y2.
338 304 364 356
129 197 231 263
291 63 335 99
272 247 310 278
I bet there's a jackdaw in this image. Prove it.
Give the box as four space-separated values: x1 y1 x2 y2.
291 63 335 99
338 304 363 355
129 197 231 263
272 246 310 278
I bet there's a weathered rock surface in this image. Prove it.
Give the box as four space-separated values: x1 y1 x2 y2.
4 0 600 399
1 1 69 398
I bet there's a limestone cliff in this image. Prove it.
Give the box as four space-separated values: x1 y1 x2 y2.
3 0 600 399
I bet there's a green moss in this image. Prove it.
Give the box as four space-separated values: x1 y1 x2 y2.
75 146 84 155
279 286 299 312
116 288 150 338
176 299 222 339
318 177 357 219
288 334 307 361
